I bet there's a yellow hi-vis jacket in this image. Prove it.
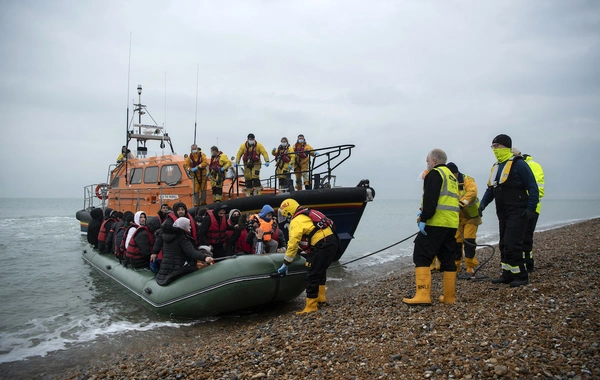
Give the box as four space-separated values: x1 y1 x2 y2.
426 166 460 228
459 174 481 219
524 155 545 213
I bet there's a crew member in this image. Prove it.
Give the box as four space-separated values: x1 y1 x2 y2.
208 146 232 203
403 149 459 306
446 162 482 276
235 133 270 196
480 135 539 287
272 137 294 192
512 148 545 273
277 198 339 314
184 144 209 206
293 134 318 191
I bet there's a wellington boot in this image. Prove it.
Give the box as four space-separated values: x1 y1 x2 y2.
402 267 432 306
509 265 529 287
465 257 479 274
296 298 319 314
245 190 253 197
439 271 457 304
455 260 462 272
295 184 302 191
317 285 327 304
430 257 441 271
491 270 513 284
256 189 262 195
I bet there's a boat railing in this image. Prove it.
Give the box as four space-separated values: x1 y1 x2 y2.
82 184 107 211
266 143 355 192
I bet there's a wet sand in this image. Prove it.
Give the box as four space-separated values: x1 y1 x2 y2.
2 219 599 379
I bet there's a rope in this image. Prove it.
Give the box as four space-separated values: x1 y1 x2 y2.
329 232 418 269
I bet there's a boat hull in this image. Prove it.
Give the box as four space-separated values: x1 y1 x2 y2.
82 249 307 318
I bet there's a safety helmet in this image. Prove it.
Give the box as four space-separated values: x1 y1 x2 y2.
278 198 299 219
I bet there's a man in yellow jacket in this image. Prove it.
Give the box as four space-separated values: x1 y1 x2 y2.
293 134 318 191
235 133 270 196
184 144 209 206
277 198 339 314
446 162 482 276
272 137 295 192
208 146 232 203
404 149 459 306
513 148 545 272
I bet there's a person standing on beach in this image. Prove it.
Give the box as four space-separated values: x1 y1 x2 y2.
445 162 482 276
479 134 539 287
512 148 545 272
403 149 460 306
235 133 270 196
184 144 210 206
277 198 339 314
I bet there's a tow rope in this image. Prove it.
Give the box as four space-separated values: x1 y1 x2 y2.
329 232 418 269
457 229 496 281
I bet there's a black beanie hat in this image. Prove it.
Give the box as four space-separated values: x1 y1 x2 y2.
446 162 458 174
247 133 255 139
492 134 512 148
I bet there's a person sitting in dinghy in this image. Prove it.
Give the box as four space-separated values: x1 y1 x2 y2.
125 211 154 269
156 217 214 286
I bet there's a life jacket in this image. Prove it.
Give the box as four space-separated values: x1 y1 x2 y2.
168 212 198 243
487 156 517 188
114 225 129 260
275 146 291 163
206 210 228 245
457 174 481 218
236 229 253 254
126 225 155 260
209 152 223 173
249 214 279 242
294 142 308 159
292 207 335 253
243 143 260 163
189 152 204 169
98 217 116 242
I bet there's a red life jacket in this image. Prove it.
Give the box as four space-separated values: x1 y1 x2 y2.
243 143 260 163
209 152 223 172
98 217 116 242
190 152 204 168
168 212 198 243
236 229 253 254
292 207 334 252
275 146 291 163
294 142 308 159
206 210 228 245
126 225 155 260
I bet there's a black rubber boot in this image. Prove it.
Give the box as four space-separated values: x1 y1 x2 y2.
509 265 529 287
491 270 513 284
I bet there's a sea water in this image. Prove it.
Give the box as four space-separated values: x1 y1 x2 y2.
0 197 598 363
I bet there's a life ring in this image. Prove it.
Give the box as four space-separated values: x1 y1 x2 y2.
95 183 109 200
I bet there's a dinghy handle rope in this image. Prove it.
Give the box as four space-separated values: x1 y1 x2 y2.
329 232 418 269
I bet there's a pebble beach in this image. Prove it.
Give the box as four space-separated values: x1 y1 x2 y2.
2 218 599 380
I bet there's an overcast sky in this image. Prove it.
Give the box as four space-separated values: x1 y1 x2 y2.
0 0 598 200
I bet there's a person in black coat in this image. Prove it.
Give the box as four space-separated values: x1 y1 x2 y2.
156 217 214 286
86 208 104 249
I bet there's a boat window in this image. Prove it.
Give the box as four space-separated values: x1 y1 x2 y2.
144 166 159 183
130 168 143 184
111 175 120 188
160 164 182 185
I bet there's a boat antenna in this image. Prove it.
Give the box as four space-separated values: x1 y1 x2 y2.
164 71 167 155
125 32 132 185
194 63 199 144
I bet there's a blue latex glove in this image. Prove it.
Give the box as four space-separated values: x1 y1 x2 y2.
314 151 319 156
273 147 276 151
278 263 288 275
219 167 224 172
417 210 422 217
190 167 198 172
206 172 210 178
234 163 238 168
264 161 270 167
288 164 293 171
418 221 427 235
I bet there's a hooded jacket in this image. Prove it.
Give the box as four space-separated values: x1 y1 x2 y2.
125 211 153 268
87 207 104 248
156 224 212 286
